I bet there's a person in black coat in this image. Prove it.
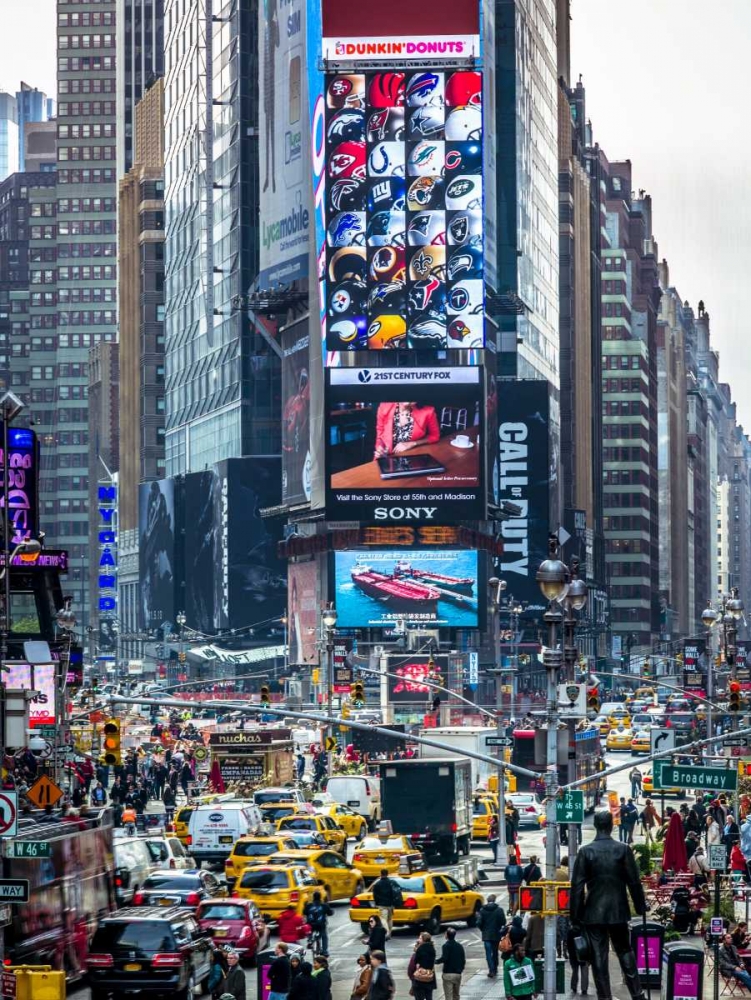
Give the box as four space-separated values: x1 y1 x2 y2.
312 956 332 1000
289 962 316 1000
410 932 436 1000
222 950 247 1000
476 895 506 977
508 915 526 947
366 915 387 958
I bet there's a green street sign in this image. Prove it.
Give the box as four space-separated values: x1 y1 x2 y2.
6 841 51 859
36 725 56 737
555 789 584 824
653 761 737 793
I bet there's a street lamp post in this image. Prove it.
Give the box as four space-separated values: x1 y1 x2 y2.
701 604 718 755
489 577 509 868
322 605 338 776
176 611 187 681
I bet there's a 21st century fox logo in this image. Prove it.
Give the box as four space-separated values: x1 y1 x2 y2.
357 370 451 383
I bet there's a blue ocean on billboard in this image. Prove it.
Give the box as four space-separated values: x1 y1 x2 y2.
335 548 478 628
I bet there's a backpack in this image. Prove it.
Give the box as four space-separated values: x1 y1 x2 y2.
390 882 404 908
307 903 326 929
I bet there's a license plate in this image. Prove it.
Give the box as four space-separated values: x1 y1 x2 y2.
159 898 173 906
214 929 227 937
219 835 234 844
347 801 359 807
374 856 385 863
124 963 142 972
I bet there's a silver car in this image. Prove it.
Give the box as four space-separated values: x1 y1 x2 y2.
507 793 545 828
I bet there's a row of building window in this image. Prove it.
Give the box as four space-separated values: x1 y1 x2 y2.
603 446 646 462
58 56 114 72
58 146 116 162
58 242 116 258
603 378 644 394
58 310 115 326
42 497 88 512
59 265 116 281
58 34 115 49
602 355 643 370
59 220 117 236
59 77 115 93
30 226 55 240
58 169 116 185
59 287 116 303
34 407 90 422
58 11 115 26
603 401 647 416
608 562 649 577
58 124 116 138
30 203 55 218
58 198 115 213
603 423 646 440
603 470 650 486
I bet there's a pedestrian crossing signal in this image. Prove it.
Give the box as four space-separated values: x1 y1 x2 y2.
556 886 571 914
519 886 543 912
102 719 121 766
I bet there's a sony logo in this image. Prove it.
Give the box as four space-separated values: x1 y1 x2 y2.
374 507 438 520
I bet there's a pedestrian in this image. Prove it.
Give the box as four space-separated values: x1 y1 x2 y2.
476 893 506 978
707 811 722 846
487 814 499 862
629 766 642 801
268 942 291 1000
162 784 176 824
278 903 307 946
312 956 332 1000
623 799 639 845
289 962 316 1000
409 931 436 1000
371 868 402 937
121 803 137 835
522 855 541 885
90 781 107 807
504 808 516 852
208 948 229 1000
350 955 372 1000
724 812 741 863
566 924 589 996
504 858 524 914
508 914 526 948
296 753 306 782
304 891 334 956
366 915 387 958
688 844 709 887
290 956 302 982
435 926 465 1000
367 951 394 1000
719 932 751 991
524 909 544 961
502 943 536 999
639 798 661 842
222 950 246 1000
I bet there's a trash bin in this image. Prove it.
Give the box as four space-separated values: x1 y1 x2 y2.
629 917 665 989
661 941 703 1000
6 967 64 1000
532 958 565 994
257 945 305 1000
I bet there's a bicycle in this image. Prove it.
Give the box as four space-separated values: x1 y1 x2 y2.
308 927 324 958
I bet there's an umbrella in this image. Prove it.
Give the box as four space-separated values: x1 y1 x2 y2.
662 811 689 873
209 758 225 794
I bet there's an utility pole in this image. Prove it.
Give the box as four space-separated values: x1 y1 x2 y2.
322 605 338 776
489 577 508 868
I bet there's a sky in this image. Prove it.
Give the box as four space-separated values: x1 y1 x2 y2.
1 0 750 426
571 0 751 430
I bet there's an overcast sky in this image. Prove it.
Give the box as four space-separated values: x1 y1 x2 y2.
1 0 750 427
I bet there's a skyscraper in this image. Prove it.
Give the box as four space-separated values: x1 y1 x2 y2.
0 93 20 182
116 0 164 176
15 83 55 171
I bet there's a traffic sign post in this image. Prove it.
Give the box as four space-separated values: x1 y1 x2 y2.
555 790 584 825
1 973 15 999
0 881 29 902
325 736 338 752
650 729 675 755
653 761 737 793
485 736 513 748
6 841 51 859
0 793 18 839
708 845 727 871
26 775 64 810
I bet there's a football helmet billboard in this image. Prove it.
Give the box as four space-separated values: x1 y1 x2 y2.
369 246 406 283
408 247 446 281
408 277 446 316
328 248 367 283
445 71 482 108
447 279 483 314
327 75 365 109
445 105 482 141
327 108 366 143
408 141 445 176
406 176 445 211
367 210 406 247
407 211 446 246
327 212 366 247
368 315 407 349
408 317 447 349
329 177 367 212
447 245 483 281
444 142 482 174
445 174 482 211
368 72 406 108
367 177 406 214
406 72 444 108
447 315 484 348
447 209 482 246
368 280 406 314
328 317 368 350
368 141 405 177
328 279 367 316
328 141 366 181
367 107 405 142
408 106 445 139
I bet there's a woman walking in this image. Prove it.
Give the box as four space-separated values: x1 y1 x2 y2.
409 932 436 1000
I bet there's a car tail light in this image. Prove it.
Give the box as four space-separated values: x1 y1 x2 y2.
88 955 114 969
350 897 360 907
185 835 192 845
353 854 363 863
226 861 234 870
403 898 418 909
526 807 536 813
365 785 371 796
115 876 123 887
231 890 239 898
152 954 183 968
238 926 253 941
451 822 457 833
169 859 176 870
133 892 145 905
185 892 200 906
289 891 300 902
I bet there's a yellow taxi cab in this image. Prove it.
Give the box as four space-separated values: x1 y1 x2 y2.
471 797 497 840
224 835 300 888
608 710 631 730
233 863 322 919
262 849 365 901
349 872 483 934
606 726 634 752
259 802 306 827
173 805 195 846
630 730 651 755
594 715 611 737
642 770 684 797
276 814 347 853
313 803 367 841
351 835 424 880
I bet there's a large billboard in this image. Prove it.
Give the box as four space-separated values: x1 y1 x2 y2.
281 320 312 506
4 662 55 728
323 70 484 355
258 0 308 287
1 426 39 544
288 560 319 666
138 478 176 632
494 380 552 605
334 548 479 629
386 652 449 703
326 366 484 522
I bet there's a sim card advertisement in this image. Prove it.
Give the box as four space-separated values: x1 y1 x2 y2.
323 70 484 356
325 366 484 523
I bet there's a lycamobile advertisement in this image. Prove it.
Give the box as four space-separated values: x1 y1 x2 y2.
325 366 484 522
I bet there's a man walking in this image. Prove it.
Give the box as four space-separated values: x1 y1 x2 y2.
477 893 506 978
435 926 465 1000
268 943 291 1000
371 869 402 937
629 766 642 802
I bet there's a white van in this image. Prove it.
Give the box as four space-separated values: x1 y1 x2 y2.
187 801 264 865
253 787 308 808
325 775 381 829
113 836 154 905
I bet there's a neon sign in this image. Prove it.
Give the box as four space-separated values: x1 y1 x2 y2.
98 484 117 614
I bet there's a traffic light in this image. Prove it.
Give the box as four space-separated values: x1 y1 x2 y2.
587 685 600 713
642 656 650 677
91 676 99 693
738 762 751 777
341 702 351 720
352 681 365 708
260 685 271 708
519 886 543 912
729 680 742 712
556 885 571 914
102 719 121 766
178 651 186 663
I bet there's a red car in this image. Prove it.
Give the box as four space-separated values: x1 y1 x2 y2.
196 898 270 962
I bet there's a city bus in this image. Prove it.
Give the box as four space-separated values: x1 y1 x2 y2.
511 726 603 812
5 812 115 980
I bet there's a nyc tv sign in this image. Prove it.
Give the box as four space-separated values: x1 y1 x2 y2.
98 484 117 613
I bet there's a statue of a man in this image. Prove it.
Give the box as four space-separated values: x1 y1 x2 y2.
570 809 647 1000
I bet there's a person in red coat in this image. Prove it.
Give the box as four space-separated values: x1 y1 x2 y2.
277 904 308 945
374 402 440 458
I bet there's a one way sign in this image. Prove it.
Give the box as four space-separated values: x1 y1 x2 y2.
651 728 675 755
0 881 29 903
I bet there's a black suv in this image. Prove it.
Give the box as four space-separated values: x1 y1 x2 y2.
87 907 213 1000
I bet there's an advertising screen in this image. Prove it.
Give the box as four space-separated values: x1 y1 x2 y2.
385 653 449 702
326 366 484 522
288 560 319 666
334 548 479 628
281 320 312 505
4 662 55 727
138 478 176 632
323 70 484 355
1 426 39 545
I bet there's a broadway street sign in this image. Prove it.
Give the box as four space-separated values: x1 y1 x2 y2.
653 761 737 793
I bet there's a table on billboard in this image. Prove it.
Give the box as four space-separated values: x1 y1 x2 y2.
334 548 479 629
323 70 484 355
325 366 484 522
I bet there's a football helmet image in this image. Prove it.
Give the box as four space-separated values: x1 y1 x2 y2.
445 105 482 141
367 209 406 247
407 211 446 247
367 107 405 142
447 244 483 280
328 177 367 212
447 314 484 348
408 106 445 139
369 246 406 283
368 314 407 349
368 141 405 177
328 248 367 284
445 71 482 108
406 72 444 108
327 108 366 144
327 211 366 247
327 75 365 109
407 175 445 211
407 316 447 349
328 317 368 350
444 141 482 174
408 141 445 176
447 209 482 246
408 277 446 316
368 280 405 315
367 177 406 214
408 246 446 281
328 279 367 316
447 279 483 314
445 174 482 211
368 72 406 108
328 141 366 181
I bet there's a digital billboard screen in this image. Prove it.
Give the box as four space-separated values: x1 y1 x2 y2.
326 366 483 522
323 70 483 355
334 548 479 629
385 653 450 702
281 320 312 506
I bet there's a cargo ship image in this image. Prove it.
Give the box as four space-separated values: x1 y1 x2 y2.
393 560 475 594
351 564 440 613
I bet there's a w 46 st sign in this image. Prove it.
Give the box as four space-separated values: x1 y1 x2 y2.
654 761 737 792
